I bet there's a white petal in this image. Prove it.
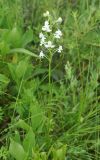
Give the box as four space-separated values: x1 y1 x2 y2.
57 46 63 53
43 11 50 17
54 29 62 39
39 32 45 39
57 17 62 23
39 51 45 58
45 20 49 25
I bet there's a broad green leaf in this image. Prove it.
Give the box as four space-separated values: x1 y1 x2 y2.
0 74 9 84
8 58 32 86
30 102 44 132
13 131 21 144
52 144 67 160
0 41 10 55
23 128 35 154
7 27 22 47
16 59 28 80
33 68 48 77
0 74 9 94
22 28 33 47
8 63 18 83
9 139 27 160
16 119 30 131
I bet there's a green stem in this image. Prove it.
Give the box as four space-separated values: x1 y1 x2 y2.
49 59 51 85
48 54 52 97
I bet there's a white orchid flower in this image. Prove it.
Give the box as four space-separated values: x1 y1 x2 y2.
42 20 51 32
57 45 63 53
54 29 62 39
56 17 62 23
39 51 45 58
45 41 55 48
43 11 50 17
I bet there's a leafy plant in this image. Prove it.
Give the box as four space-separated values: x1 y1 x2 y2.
0 0 100 160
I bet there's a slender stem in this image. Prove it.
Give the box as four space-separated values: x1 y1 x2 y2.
49 59 51 85
48 49 52 85
48 52 52 97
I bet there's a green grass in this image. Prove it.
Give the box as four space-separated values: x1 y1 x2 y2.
0 0 100 160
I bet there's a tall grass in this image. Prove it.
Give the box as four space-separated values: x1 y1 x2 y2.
0 0 100 159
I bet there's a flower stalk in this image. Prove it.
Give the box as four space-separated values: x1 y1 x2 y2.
38 11 63 94
49 55 52 85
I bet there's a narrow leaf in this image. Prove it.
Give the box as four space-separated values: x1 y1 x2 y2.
8 48 38 58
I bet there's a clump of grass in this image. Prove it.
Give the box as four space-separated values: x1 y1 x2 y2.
0 0 100 160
